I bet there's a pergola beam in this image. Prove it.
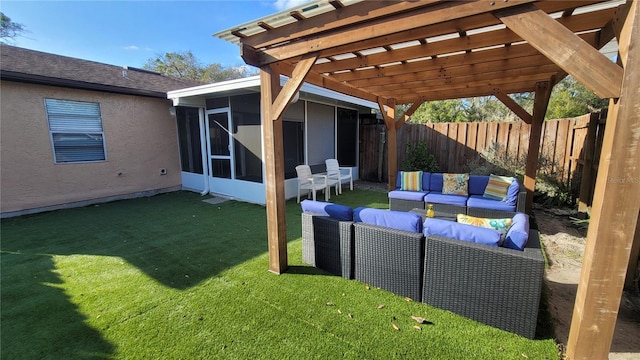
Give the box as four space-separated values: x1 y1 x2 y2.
274 61 378 103
270 53 318 121
494 89 533 124
366 66 559 94
242 0 441 49
315 9 613 74
331 31 599 84
253 0 537 66
566 1 640 358
496 4 623 99
395 98 426 130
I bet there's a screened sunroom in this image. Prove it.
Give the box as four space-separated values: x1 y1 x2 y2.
167 76 377 204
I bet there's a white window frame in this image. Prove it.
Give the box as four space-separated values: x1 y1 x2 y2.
44 98 107 164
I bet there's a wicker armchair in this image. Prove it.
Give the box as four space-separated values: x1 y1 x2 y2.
301 212 354 279
422 230 544 339
353 222 424 301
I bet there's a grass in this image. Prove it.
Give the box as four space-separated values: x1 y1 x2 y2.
1 190 559 359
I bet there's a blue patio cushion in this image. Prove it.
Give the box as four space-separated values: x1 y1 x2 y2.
468 175 490 196
466 195 517 212
354 207 422 233
429 173 443 191
388 190 429 201
504 212 530 251
424 192 468 206
505 178 521 206
301 200 353 221
395 171 431 190
423 218 500 246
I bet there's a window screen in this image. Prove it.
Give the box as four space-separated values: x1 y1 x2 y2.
45 99 106 163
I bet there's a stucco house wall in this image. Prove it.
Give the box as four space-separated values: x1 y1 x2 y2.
0 81 182 216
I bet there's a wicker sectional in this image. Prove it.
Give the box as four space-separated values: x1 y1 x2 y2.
301 209 544 339
389 172 527 214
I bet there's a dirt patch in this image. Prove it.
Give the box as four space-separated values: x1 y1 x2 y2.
534 207 640 360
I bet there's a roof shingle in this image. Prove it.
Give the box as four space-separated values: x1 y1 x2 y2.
0 44 204 97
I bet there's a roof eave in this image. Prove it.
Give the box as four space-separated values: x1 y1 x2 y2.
0 71 169 98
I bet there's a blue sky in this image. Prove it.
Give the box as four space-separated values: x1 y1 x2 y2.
2 0 308 69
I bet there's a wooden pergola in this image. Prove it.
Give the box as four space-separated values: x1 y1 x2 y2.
215 1 639 358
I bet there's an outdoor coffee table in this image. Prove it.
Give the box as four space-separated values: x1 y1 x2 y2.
410 208 459 222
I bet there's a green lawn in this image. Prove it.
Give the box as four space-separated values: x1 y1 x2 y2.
1 190 559 359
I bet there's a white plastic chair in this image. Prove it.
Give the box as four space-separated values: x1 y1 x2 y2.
325 159 353 194
296 165 331 203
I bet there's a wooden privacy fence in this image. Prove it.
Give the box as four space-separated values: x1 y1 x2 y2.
359 111 606 207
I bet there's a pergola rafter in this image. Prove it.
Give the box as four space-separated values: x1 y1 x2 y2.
215 1 639 358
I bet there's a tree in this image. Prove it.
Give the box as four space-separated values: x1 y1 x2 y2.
1 12 26 43
143 51 254 83
404 76 604 123
545 76 608 119
408 99 467 123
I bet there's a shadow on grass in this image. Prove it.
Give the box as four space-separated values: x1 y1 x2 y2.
282 265 331 276
1 252 114 359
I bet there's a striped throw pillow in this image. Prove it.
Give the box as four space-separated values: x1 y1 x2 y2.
483 174 514 201
400 171 423 191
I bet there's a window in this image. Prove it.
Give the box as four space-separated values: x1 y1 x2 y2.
337 107 358 166
45 99 106 163
176 107 203 174
230 94 263 183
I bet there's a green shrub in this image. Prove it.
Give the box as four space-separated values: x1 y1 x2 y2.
402 141 439 172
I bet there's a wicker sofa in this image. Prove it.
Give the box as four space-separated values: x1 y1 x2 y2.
388 172 527 217
352 208 425 301
301 201 354 279
300 201 544 338
422 229 544 339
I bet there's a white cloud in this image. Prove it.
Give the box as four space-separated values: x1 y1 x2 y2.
273 0 309 11
123 45 153 52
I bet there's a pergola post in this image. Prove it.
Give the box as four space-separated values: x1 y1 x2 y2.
566 2 640 358
523 81 553 214
627 212 640 290
260 65 288 274
260 55 318 274
378 98 397 190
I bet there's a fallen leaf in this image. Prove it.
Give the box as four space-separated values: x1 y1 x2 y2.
411 316 428 324
347 313 353 318
522 354 529 359
377 304 385 309
498 347 504 352
404 297 412 302
365 285 370 290
391 323 400 331
413 325 422 331
337 309 342 314
326 302 335 306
